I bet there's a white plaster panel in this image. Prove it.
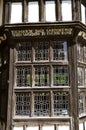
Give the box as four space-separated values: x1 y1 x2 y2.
58 125 70 130
85 122 86 130
79 123 83 130
42 125 54 130
13 127 23 130
26 126 39 130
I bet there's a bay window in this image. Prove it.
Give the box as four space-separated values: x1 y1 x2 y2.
14 40 69 117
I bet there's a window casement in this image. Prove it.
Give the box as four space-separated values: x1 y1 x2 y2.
52 41 68 61
15 91 69 116
77 43 83 62
35 42 49 61
16 67 31 87
78 67 84 87
53 91 69 115
77 44 86 63
15 93 31 115
16 43 32 61
78 92 85 115
34 92 50 116
53 66 69 86
16 41 68 62
34 66 49 86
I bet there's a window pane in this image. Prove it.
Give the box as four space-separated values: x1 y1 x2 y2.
35 66 49 86
62 1 72 21
45 1 56 21
77 44 83 62
34 92 50 116
52 41 67 61
16 43 31 61
53 92 69 115
85 69 86 86
15 93 31 115
78 67 84 86
81 4 86 24
35 42 49 61
11 2 22 23
53 66 69 86
28 2 39 22
16 67 31 87
78 93 84 115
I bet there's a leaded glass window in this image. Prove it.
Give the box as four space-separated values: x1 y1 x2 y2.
16 67 31 87
35 66 49 86
84 46 86 62
53 92 69 115
53 66 69 86
79 93 84 114
15 93 31 115
85 69 86 87
35 42 49 61
34 92 50 116
78 67 84 86
77 44 83 62
16 43 31 61
52 41 67 61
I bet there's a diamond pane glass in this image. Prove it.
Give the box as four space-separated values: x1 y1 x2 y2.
16 67 31 87
16 43 31 61
35 66 49 86
52 41 67 60
79 93 84 115
77 44 83 62
34 92 50 116
53 66 69 86
78 67 84 86
35 42 49 61
16 93 31 115
53 92 69 115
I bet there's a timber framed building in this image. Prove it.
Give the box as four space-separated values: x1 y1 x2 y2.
0 0 86 130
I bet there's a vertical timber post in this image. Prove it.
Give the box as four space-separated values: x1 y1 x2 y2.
69 31 79 130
